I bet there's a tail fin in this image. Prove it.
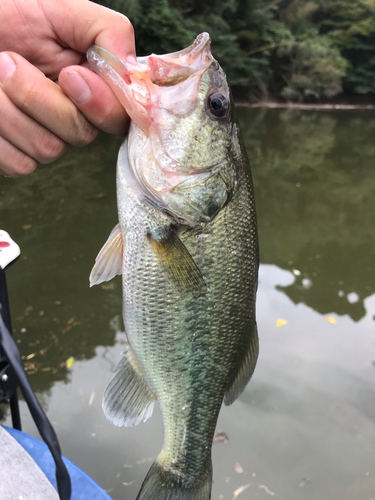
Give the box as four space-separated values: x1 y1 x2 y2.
136 460 212 500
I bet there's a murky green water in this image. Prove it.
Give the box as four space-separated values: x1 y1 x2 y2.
1 108 375 500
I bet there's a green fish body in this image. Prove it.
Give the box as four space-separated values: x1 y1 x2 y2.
88 33 259 500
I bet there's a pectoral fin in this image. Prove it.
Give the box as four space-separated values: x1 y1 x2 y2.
89 223 123 287
148 229 205 291
224 323 259 406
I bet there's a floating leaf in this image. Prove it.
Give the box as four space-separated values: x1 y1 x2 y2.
259 484 275 496
276 318 288 327
232 484 251 500
326 317 336 324
66 356 75 368
214 432 229 443
235 463 244 474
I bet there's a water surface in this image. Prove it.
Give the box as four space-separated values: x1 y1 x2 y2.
1 108 375 500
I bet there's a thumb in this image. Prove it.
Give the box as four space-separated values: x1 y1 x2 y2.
59 65 129 136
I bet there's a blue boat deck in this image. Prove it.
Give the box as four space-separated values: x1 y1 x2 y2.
0 425 113 500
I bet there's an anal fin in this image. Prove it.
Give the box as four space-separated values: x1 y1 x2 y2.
103 346 156 427
224 323 259 406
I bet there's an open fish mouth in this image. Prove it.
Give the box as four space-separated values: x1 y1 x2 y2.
87 32 212 87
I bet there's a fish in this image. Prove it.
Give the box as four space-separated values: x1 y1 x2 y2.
87 32 259 500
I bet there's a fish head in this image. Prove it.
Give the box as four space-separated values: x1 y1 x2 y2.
87 33 237 225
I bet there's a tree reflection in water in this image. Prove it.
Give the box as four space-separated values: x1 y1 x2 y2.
239 107 375 322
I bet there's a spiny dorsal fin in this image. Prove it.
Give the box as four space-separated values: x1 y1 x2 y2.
148 229 205 291
89 223 123 287
224 323 259 406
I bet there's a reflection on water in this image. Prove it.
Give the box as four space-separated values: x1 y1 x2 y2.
1 109 375 499
238 108 375 321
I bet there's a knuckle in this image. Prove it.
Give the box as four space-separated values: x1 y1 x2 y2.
37 132 67 163
70 118 98 146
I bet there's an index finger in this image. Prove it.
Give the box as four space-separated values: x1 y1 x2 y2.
43 0 135 60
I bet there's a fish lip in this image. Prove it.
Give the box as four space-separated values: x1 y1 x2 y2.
137 32 211 63
87 32 212 81
87 45 129 81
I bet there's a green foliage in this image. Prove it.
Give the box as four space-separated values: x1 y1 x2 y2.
278 37 348 100
315 0 375 94
93 0 375 100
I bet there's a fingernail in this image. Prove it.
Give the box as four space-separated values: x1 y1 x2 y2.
62 72 92 103
0 53 16 83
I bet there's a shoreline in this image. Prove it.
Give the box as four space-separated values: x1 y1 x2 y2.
236 101 375 111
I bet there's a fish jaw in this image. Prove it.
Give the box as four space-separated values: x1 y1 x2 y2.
87 33 213 135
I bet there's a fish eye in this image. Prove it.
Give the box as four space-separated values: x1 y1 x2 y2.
207 92 229 118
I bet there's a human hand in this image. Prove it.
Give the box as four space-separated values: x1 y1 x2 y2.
0 0 135 177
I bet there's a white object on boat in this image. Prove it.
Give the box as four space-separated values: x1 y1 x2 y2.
0 230 20 270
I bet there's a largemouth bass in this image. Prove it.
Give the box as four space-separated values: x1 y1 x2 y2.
87 32 259 500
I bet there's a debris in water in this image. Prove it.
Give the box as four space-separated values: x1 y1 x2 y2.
214 432 229 443
299 477 312 487
22 225 32 230
123 481 134 486
276 319 288 327
24 361 39 374
101 283 115 290
292 269 301 276
66 357 75 368
232 484 251 500
234 463 244 474
326 317 336 324
258 484 275 496
88 391 95 406
26 353 36 360
63 317 81 333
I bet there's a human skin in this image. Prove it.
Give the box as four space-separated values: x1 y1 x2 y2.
0 0 135 177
